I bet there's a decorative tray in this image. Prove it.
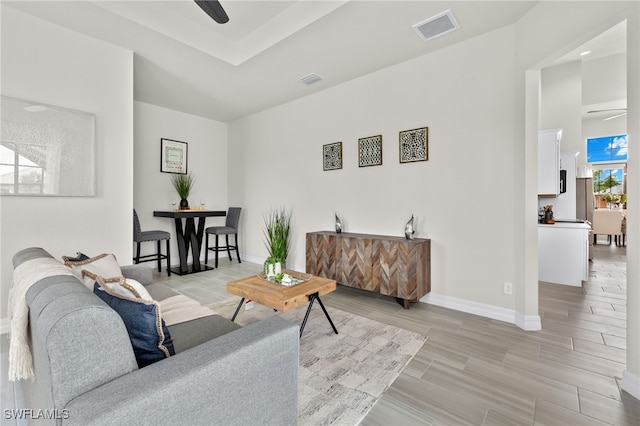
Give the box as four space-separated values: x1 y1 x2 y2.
258 272 309 287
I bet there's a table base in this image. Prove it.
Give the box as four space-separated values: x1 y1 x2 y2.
231 291 338 338
170 264 215 276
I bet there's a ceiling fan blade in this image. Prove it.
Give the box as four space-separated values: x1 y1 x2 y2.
195 0 229 24
603 112 627 121
587 108 627 113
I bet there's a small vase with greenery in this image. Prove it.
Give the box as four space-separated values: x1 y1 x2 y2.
263 208 292 277
171 173 196 210
602 192 623 209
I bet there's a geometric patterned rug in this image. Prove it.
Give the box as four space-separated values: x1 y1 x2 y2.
210 298 428 426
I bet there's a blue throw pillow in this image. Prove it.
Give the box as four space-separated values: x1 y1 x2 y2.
93 282 175 367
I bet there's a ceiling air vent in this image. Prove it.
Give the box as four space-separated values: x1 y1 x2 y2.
412 9 460 43
298 73 323 86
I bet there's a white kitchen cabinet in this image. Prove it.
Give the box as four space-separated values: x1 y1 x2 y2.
538 222 590 286
538 129 562 196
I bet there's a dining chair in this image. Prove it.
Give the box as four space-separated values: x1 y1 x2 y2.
133 209 171 276
205 207 242 268
591 209 623 246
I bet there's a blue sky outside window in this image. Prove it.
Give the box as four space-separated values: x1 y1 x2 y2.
586 134 628 163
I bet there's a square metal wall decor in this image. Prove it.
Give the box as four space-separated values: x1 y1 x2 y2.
399 127 428 163
323 142 343 171
358 135 382 167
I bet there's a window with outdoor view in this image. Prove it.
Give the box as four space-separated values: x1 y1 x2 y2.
587 134 627 208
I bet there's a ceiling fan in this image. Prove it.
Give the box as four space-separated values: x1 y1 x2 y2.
587 108 627 121
195 0 229 24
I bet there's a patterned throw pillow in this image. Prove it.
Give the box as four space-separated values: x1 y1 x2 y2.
64 253 122 288
95 276 153 301
94 279 174 368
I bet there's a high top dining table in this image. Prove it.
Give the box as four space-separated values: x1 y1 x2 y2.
154 209 226 275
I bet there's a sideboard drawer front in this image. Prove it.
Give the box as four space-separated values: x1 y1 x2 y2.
336 236 376 292
305 232 336 278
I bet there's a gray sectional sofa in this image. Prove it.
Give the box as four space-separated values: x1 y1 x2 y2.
11 247 299 426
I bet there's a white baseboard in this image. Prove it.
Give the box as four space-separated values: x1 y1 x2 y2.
515 311 542 331
1 317 10 334
622 369 640 400
421 292 542 331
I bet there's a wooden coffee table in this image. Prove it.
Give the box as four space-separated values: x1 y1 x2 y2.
226 271 338 337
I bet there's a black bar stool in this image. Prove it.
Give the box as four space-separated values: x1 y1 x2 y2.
205 207 242 268
133 209 171 276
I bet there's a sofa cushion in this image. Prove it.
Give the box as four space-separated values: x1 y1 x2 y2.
167 315 241 353
93 281 175 367
64 253 122 288
159 294 217 326
145 283 181 302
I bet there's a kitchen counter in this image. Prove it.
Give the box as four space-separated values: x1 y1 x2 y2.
538 222 590 286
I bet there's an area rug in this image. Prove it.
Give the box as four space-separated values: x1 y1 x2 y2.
210 298 428 426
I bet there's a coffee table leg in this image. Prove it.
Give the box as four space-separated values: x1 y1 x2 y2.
299 293 339 337
315 295 338 335
231 297 245 322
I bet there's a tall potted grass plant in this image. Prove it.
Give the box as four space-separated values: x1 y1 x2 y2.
171 173 195 210
263 208 292 277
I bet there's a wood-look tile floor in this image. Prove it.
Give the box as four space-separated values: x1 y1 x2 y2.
150 242 639 426
3 243 638 426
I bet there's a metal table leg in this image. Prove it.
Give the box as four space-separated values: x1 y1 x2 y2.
231 297 245 322
299 292 339 337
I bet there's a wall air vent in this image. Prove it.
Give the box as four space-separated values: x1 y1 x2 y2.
412 9 460 43
298 73 323 86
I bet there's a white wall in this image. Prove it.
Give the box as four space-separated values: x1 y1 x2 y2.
541 61 583 152
622 0 640 400
229 25 519 313
0 7 134 317
581 52 627 167
583 52 627 106
517 0 639 397
133 102 228 264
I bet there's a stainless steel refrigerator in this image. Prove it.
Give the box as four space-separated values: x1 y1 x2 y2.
576 178 594 223
576 177 594 260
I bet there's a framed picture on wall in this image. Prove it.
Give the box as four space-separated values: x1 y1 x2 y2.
1 96 96 196
161 138 188 174
323 142 343 171
358 135 382 167
399 127 428 163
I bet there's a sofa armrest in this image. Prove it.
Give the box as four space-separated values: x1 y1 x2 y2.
120 264 153 286
64 316 299 426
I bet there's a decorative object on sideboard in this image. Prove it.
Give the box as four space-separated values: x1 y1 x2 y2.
358 134 383 167
399 127 428 163
161 138 188 174
323 142 343 171
263 207 292 277
405 214 415 240
335 212 343 233
170 172 196 210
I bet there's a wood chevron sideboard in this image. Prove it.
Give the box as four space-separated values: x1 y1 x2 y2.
305 231 431 308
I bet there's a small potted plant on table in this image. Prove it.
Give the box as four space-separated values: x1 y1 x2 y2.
171 173 196 210
263 208 292 278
